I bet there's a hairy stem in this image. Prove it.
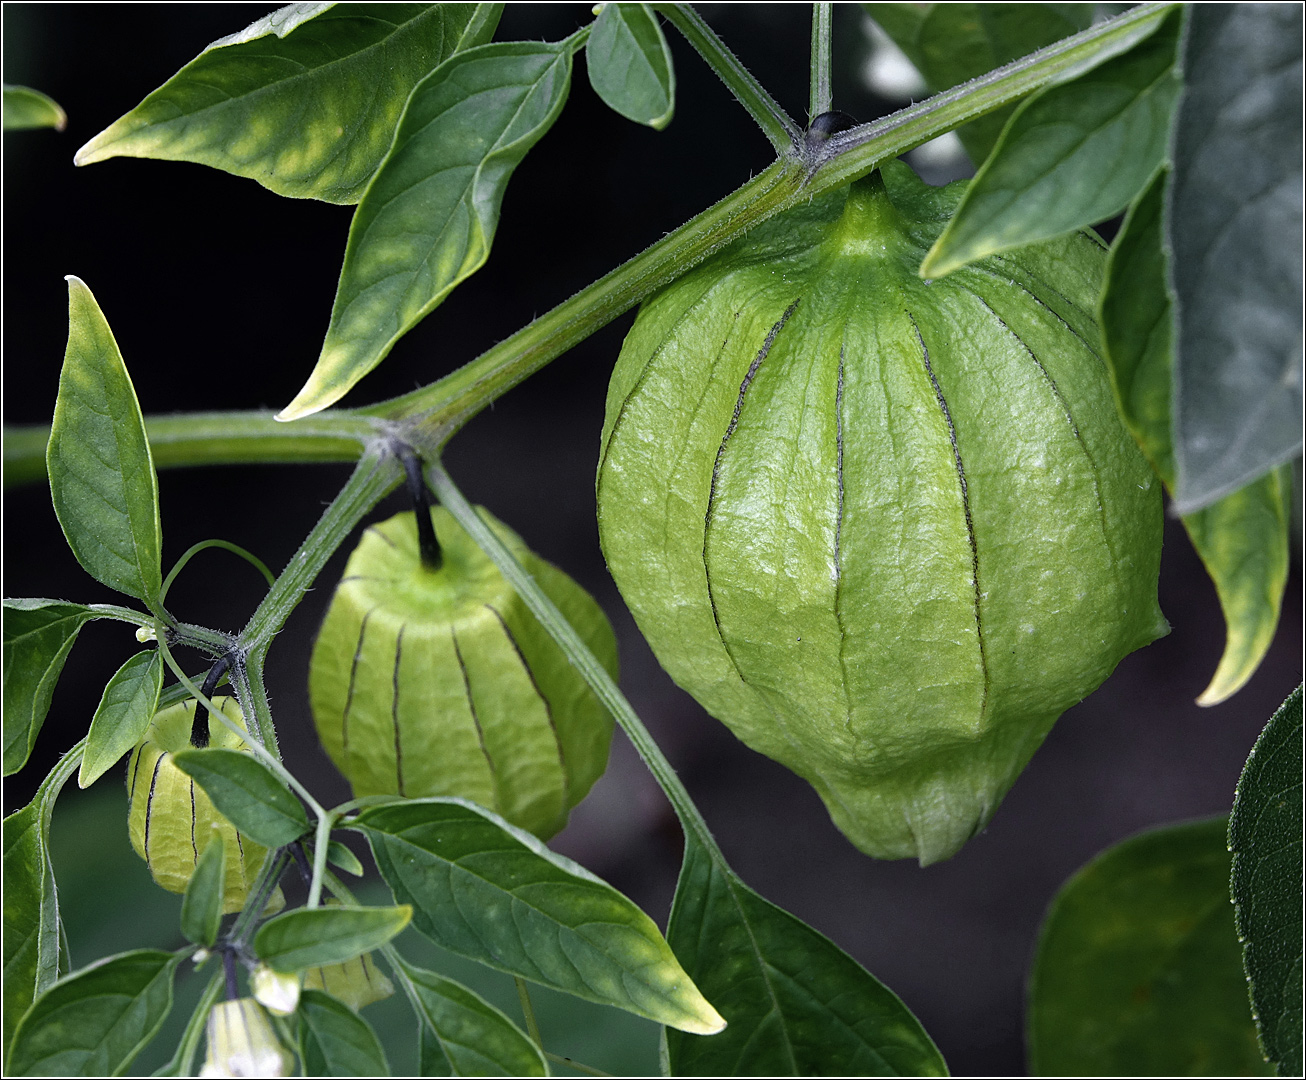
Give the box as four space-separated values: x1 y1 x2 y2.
809 3 832 119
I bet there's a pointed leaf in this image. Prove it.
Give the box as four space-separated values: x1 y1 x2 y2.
1028 817 1271 1076
863 4 1096 163
921 8 1181 278
172 747 309 848
3 599 95 776
254 905 411 972
78 650 163 788
3 742 83 1059
298 988 390 1077
352 797 724 1034
7 949 181 1077
587 4 675 129
180 834 225 948
280 37 577 420
398 957 546 1077
74 4 503 204
3 85 65 131
1230 686 1304 1076
663 831 946 1076
47 278 162 609
1168 3 1304 512
1100 170 1291 703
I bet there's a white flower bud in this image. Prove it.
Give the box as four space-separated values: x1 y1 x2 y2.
251 963 301 1016
199 999 292 1078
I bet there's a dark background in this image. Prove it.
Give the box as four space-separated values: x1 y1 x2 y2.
4 5 1301 1076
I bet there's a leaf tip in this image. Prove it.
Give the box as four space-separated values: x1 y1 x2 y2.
675 999 727 1036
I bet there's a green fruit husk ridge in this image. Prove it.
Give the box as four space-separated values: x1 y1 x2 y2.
309 507 618 840
597 160 1166 865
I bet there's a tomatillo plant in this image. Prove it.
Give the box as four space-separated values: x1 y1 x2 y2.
3 4 1301 1076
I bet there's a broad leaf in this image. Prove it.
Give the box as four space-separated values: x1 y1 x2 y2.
921 8 1181 278
863 3 1095 163
3 599 95 775
352 797 724 1034
150 971 221 1078
172 747 310 848
3 85 65 131
1168 4 1304 512
180 834 225 948
587 3 675 129
1230 686 1304 1077
664 831 946 1076
7 949 181 1077
1100 170 1291 703
298 988 390 1077
78 650 162 788
398 956 546 1077
47 278 162 609
1027 817 1271 1076
2 741 83 1059
280 37 578 420
253 904 411 972
74 4 503 204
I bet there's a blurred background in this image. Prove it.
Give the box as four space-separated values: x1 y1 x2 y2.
4 4 1300 1075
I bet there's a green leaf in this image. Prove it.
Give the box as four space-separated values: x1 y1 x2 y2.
352 797 725 1034
1099 169 1291 704
3 599 95 776
180 834 225 948
324 839 365 877
863 3 1095 163
150 970 222 1078
663 831 947 1076
253 904 411 972
587 3 675 129
1230 686 1304 1076
171 747 310 848
3 741 83 1060
921 8 1181 278
1168 3 1304 513
78 650 163 788
397 956 546 1077
3 85 66 131
279 36 579 420
46 277 162 610
7 949 181 1077
298 988 390 1077
74 4 503 204
1027 817 1272 1076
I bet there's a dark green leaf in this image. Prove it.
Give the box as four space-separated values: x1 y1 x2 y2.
151 970 221 1078
78 650 162 788
1230 686 1304 1076
253 904 411 972
7 949 181 1077
1028 817 1271 1076
921 8 1181 278
74 4 503 204
1100 170 1292 703
398 956 545 1077
3 85 65 131
587 3 675 129
298 988 390 1077
3 741 83 1059
418 1019 452 1076
280 37 578 420
352 798 724 1033
1168 4 1303 513
3 599 95 776
863 3 1095 163
172 747 309 848
664 831 946 1076
46 278 162 609
180 834 225 948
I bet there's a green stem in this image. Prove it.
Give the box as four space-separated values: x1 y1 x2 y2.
809 3 832 119
160 540 275 610
514 977 544 1048
544 1052 614 1078
238 446 402 649
428 462 720 857
154 969 223 1077
654 4 801 154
